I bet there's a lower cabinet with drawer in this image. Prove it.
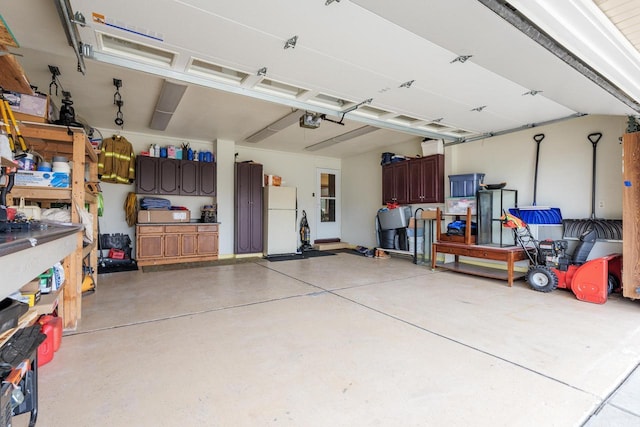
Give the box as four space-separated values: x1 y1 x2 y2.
136 223 219 266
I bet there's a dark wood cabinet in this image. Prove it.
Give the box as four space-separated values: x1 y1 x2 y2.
180 161 199 196
158 158 180 195
135 157 216 196
235 162 263 254
135 156 158 194
198 162 217 196
382 161 409 204
408 154 444 203
382 155 444 205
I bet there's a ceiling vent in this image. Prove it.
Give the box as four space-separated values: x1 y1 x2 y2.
98 33 176 66
149 80 188 130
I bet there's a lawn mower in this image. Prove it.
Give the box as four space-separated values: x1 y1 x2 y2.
501 213 622 304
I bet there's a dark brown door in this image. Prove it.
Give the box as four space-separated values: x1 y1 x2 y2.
198 162 216 196
158 158 180 195
235 162 263 253
382 164 395 204
421 154 444 203
180 160 198 196
383 161 409 204
248 163 263 253
135 156 158 194
407 155 444 204
408 159 424 203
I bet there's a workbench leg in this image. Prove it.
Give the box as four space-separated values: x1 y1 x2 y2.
431 244 437 269
507 253 514 287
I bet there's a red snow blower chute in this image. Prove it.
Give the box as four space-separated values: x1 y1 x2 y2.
501 212 622 304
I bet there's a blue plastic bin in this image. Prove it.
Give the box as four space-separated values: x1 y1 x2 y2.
449 173 485 197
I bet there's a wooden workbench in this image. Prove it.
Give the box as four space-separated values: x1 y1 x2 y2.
431 241 529 286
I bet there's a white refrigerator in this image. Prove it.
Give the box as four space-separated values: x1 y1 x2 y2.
263 186 298 256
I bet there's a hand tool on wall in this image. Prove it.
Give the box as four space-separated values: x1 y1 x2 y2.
0 99 15 152
509 133 562 224
3 100 28 157
562 132 623 240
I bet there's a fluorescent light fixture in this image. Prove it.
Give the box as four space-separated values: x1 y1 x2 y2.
305 125 378 151
149 80 188 130
245 110 303 142
149 111 173 131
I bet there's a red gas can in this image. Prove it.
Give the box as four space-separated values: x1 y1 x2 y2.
37 321 54 367
39 315 62 352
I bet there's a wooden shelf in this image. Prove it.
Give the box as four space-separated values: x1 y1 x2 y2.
82 240 97 258
431 241 530 286
436 207 475 245
435 261 527 283
34 286 63 316
5 122 99 330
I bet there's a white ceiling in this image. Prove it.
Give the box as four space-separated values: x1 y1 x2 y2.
1 0 640 158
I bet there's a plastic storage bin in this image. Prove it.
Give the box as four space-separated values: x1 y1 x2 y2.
449 173 485 197
377 206 411 230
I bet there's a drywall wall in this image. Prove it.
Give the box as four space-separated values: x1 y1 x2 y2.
448 115 626 219
235 145 340 248
341 138 425 248
340 114 626 248
96 128 215 246
96 114 626 259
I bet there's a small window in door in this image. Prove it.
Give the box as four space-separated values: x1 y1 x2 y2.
320 173 336 223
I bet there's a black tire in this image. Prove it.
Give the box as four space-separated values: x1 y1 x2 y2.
607 274 619 295
527 266 558 293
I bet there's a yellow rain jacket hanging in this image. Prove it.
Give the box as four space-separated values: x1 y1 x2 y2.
98 135 135 184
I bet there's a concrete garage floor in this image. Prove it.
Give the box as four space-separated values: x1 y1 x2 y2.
16 252 640 426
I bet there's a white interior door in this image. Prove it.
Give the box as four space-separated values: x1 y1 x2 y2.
316 168 341 241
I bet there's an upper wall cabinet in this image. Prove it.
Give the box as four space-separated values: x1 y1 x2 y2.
382 154 444 205
408 154 444 204
382 160 409 205
135 157 216 196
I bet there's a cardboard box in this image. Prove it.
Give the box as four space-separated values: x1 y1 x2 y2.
264 174 281 186
14 170 70 188
19 280 41 307
421 210 438 220
4 91 49 122
421 139 444 156
408 217 425 229
137 209 190 223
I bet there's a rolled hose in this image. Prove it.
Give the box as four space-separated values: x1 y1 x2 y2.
124 192 137 226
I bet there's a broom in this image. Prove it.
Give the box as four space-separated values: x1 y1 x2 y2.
510 133 563 224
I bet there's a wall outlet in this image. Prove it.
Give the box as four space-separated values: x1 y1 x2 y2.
599 200 605 208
